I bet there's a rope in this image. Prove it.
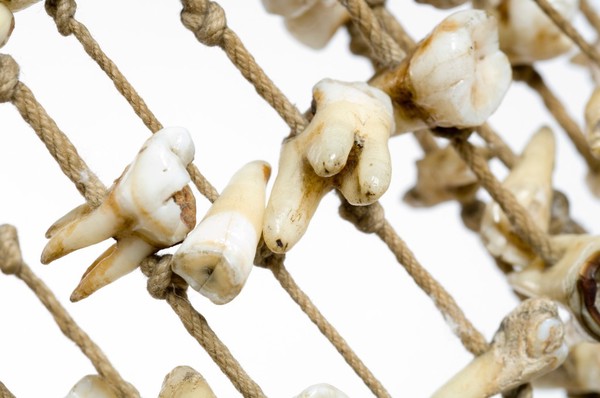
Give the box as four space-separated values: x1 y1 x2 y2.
179 0 307 136
533 0 600 68
476 124 517 169
0 381 15 398
139 256 268 398
513 65 600 173
581 0 600 35
338 200 490 356
0 225 140 398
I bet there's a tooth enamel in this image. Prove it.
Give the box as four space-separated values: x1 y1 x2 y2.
263 78 394 253
294 383 350 398
370 10 511 133
65 375 118 398
432 298 567 398
585 87 600 158
173 160 270 304
493 0 578 64
158 366 217 398
0 4 13 48
480 127 555 270
0 0 41 11
42 127 196 301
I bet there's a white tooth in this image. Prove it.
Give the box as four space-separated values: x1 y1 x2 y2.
158 366 217 398
0 0 40 12
493 0 578 64
432 298 567 398
585 87 600 158
173 161 270 304
509 234 600 342
65 375 118 398
0 4 13 48
480 127 555 270
403 145 478 207
284 0 350 49
371 10 511 132
294 383 350 398
261 0 318 18
42 127 196 300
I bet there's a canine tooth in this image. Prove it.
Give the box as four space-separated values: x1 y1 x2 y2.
585 87 600 158
65 375 118 398
173 161 270 304
371 10 512 132
480 127 555 270
158 366 216 398
294 383 350 398
509 234 600 342
0 4 12 48
432 298 567 398
284 0 350 49
42 127 196 301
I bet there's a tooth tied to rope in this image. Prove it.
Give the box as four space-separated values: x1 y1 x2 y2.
41 127 196 302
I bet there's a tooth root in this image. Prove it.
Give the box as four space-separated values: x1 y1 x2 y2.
284 0 350 49
294 383 350 398
41 202 123 265
306 123 355 178
45 203 93 239
65 375 119 398
264 140 331 253
432 298 567 398
173 161 271 304
159 366 216 398
70 236 156 302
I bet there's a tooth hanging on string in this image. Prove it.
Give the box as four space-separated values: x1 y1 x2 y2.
158 366 217 398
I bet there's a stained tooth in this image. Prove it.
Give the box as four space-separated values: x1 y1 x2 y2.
42 127 196 300
65 375 118 398
173 160 270 304
432 298 568 398
480 127 555 270
0 4 13 48
585 87 600 159
371 10 512 133
509 234 600 342
294 383 350 398
492 0 578 64
158 366 216 398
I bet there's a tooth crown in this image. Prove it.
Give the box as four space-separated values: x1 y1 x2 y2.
294 383 350 398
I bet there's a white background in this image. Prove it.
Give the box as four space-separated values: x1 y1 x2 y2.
0 1 598 397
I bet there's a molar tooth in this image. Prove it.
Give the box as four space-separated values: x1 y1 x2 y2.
173 161 270 304
480 127 555 270
432 298 567 398
294 383 350 398
159 366 216 398
65 375 118 398
371 10 511 132
42 127 196 300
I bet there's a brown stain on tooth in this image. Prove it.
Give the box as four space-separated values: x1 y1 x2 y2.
173 185 196 230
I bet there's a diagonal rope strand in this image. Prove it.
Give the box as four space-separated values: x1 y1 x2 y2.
0 381 16 398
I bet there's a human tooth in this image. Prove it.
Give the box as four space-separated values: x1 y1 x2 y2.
491 0 578 64
0 4 13 49
479 127 555 270
41 127 196 301
172 160 270 305
403 145 479 207
263 79 394 253
431 298 567 398
158 366 216 398
509 234 600 342
261 0 317 18
294 383 350 398
370 10 512 133
65 375 118 398
0 0 40 12
585 87 600 158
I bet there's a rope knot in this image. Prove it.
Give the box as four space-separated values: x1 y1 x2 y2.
0 225 23 275
141 255 187 299
45 0 76 36
0 55 19 103
339 200 385 234
181 0 227 47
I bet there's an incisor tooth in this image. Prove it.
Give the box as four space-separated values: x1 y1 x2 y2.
65 375 118 398
432 298 567 398
158 366 217 398
173 160 270 304
370 10 511 133
294 383 350 398
41 127 196 301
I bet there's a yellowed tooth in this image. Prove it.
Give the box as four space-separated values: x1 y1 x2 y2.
42 127 196 301
294 383 350 398
172 160 270 304
65 375 119 398
480 127 555 270
261 0 318 18
432 298 567 398
158 366 217 398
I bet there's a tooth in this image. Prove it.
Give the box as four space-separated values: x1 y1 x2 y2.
284 0 350 49
491 0 578 64
172 161 270 304
159 366 216 398
585 87 600 159
0 4 13 48
370 10 512 132
2 0 40 12
42 127 196 300
509 234 600 342
432 298 567 398
294 383 350 398
261 0 318 18
479 127 555 270
403 145 479 207
65 375 118 398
